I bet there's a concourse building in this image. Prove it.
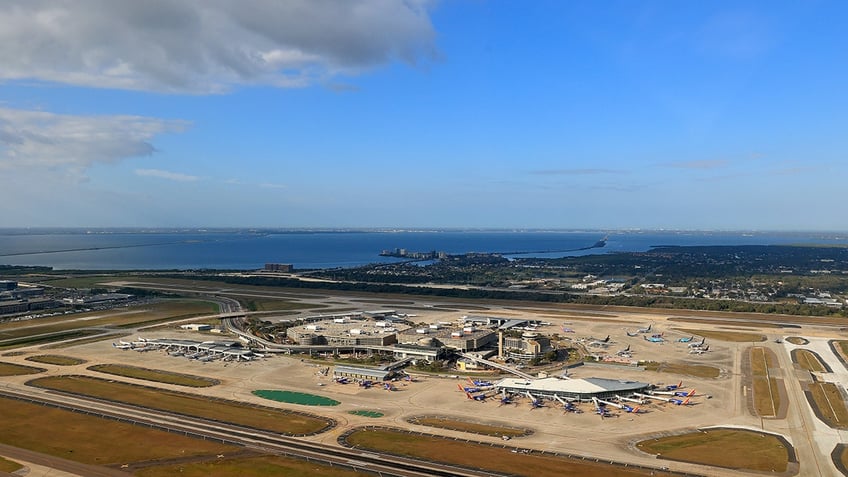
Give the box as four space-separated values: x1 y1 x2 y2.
495 376 650 402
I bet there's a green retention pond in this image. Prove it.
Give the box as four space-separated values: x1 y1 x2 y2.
253 390 340 406
349 410 384 418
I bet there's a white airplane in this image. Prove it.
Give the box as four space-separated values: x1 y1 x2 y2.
112 342 132 350
637 324 652 333
688 337 707 348
689 345 710 355
588 335 611 347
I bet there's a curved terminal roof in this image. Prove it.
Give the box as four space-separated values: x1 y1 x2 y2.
495 377 649 400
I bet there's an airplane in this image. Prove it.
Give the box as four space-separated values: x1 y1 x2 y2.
661 380 683 391
360 380 373 389
669 397 692 406
458 384 485 393
468 378 493 387
384 383 395 391
637 324 652 333
198 355 216 362
596 398 641 414
526 392 544 409
688 337 707 348
634 393 672 403
644 335 664 343
591 398 613 417
561 326 575 333
689 345 710 355
552 394 580 413
677 336 695 343
466 392 486 401
616 345 631 356
112 342 132 350
335 377 349 384
651 389 696 398
499 394 514 407
589 335 611 347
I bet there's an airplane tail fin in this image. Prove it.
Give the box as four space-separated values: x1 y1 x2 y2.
457 384 464 392
466 392 474 400
677 380 683 389
682 398 690 406
688 389 696 397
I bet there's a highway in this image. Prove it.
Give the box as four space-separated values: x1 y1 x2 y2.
0 384 502 477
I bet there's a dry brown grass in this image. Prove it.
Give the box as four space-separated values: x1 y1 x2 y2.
135 454 372 477
750 347 780 417
28 375 332 435
0 301 217 341
0 361 45 376
809 382 848 429
677 328 766 342
641 361 721 378
0 396 235 465
408 416 529 437
793 349 826 373
786 336 808 345
25 355 86 366
0 456 23 473
345 428 675 477
88 364 218 387
669 318 781 328
636 428 790 472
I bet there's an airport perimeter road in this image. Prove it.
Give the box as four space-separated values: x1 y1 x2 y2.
0 385 497 477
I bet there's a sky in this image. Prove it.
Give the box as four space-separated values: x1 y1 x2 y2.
0 1 846 231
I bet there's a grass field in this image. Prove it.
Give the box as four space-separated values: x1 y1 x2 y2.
751 347 780 417
676 328 766 342
349 410 384 418
29 376 333 435
0 456 23 473
25 355 87 366
38 276 135 289
793 349 827 372
787 336 809 345
0 301 218 342
0 330 103 350
407 416 529 438
135 454 373 477
836 341 848 358
252 390 340 406
0 361 46 376
344 428 675 477
242 298 322 312
88 364 219 387
636 428 790 472
838 445 848 473
809 382 848 429
669 318 781 328
0 396 235 465
641 361 721 378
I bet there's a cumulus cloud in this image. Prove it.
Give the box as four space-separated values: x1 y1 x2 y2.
0 0 437 93
135 168 199 182
0 107 189 174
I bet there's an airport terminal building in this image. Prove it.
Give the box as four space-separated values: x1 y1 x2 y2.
495 377 650 402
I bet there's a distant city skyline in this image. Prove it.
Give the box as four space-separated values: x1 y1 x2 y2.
1 1 846 231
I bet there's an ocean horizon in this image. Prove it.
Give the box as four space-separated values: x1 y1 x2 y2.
1 228 847 271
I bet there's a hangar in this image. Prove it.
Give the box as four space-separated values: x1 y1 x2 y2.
495 377 650 402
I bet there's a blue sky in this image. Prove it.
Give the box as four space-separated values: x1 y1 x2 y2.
0 1 846 230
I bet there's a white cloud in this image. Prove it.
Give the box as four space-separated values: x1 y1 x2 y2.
135 168 200 182
0 107 189 174
0 0 437 93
